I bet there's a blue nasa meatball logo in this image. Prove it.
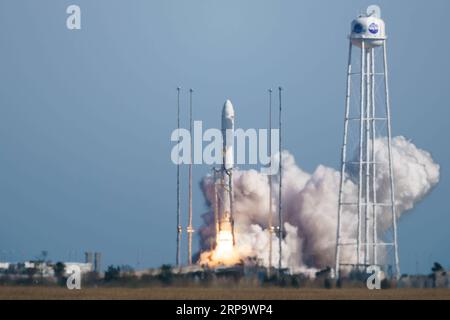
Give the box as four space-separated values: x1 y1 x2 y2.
353 23 364 34
368 23 379 34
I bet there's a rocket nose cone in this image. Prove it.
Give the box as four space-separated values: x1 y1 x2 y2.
222 99 235 119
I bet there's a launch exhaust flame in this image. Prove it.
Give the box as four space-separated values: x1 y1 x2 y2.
214 229 235 262
199 229 240 267
197 136 440 272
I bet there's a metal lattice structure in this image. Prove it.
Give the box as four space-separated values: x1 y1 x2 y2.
335 6 400 280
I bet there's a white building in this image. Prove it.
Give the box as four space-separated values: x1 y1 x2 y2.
64 262 93 276
0 262 10 270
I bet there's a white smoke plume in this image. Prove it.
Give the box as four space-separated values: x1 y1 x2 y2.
198 136 440 272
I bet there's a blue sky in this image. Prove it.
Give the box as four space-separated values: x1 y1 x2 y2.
0 0 448 274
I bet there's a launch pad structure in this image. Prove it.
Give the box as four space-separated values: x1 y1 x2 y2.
175 93 285 269
173 6 401 279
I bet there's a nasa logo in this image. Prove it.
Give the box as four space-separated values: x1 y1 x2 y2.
353 23 364 34
369 23 379 34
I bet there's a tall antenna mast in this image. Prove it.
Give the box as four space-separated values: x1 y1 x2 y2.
176 87 182 267
187 88 194 265
278 86 283 275
268 89 273 277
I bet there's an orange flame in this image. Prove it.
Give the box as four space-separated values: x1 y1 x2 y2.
199 229 239 267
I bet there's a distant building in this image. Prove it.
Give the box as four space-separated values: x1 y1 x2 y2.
398 269 450 289
94 252 101 273
21 261 55 277
64 262 93 276
85 252 93 264
0 260 94 279
0 262 10 270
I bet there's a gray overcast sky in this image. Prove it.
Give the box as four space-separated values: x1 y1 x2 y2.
0 0 448 274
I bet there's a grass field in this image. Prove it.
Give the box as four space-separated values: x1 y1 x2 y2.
0 286 449 300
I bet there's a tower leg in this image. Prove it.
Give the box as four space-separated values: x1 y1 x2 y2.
370 48 378 266
364 49 371 268
382 41 401 279
357 41 366 269
335 40 353 279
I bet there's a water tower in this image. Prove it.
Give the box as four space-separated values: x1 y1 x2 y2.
334 5 400 279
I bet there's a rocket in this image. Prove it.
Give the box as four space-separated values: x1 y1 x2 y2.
216 99 235 245
222 100 234 172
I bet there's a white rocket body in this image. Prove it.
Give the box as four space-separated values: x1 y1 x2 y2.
222 100 234 170
219 100 234 236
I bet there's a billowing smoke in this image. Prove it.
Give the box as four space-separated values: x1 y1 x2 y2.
198 136 440 272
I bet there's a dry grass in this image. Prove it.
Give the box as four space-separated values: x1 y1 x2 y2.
0 286 449 300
